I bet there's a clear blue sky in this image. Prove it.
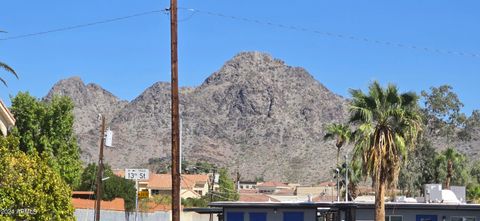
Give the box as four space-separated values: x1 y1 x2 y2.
1 1 479 114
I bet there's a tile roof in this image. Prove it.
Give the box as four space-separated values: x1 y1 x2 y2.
112 169 125 178
239 194 280 202
147 174 209 190
272 189 295 196
72 198 125 211
256 181 289 187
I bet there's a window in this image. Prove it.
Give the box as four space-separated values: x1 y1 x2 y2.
284 211 304 221
226 212 244 221
452 217 476 221
151 189 160 195
416 215 437 221
250 212 267 221
385 215 403 221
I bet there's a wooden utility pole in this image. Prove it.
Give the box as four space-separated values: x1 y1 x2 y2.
209 168 216 221
94 115 106 221
170 0 181 221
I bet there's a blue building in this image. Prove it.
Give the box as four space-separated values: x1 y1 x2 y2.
187 201 480 221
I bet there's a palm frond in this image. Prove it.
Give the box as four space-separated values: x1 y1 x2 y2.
349 81 423 190
0 61 18 87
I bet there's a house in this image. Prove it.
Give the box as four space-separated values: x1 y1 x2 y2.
147 173 210 199
112 170 212 199
0 100 15 136
238 181 257 190
295 186 336 197
256 182 291 194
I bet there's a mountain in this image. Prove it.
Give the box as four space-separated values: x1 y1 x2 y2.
46 52 350 184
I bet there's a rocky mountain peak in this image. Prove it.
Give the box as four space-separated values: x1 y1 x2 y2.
45 53 352 184
203 51 288 86
46 76 128 136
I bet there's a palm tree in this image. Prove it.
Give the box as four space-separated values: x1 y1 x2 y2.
347 159 363 200
324 123 352 167
0 30 18 86
436 147 466 189
349 81 422 221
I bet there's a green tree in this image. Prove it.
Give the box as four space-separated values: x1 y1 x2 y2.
10 92 82 188
213 169 239 201
182 196 209 208
458 110 480 141
467 161 480 203
324 123 352 167
434 147 468 189
139 195 172 212
467 183 480 203
335 159 362 201
421 85 466 142
398 139 437 196
78 163 136 212
0 136 75 221
349 82 422 221
470 160 480 184
346 159 363 200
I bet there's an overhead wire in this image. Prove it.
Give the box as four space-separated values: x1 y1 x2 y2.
0 6 478 59
0 9 168 41
177 7 480 59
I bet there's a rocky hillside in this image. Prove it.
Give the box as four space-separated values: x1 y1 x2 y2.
46 52 350 184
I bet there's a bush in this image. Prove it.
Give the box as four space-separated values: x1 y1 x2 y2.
0 136 75 220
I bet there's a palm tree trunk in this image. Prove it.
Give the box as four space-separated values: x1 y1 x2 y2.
336 148 340 167
446 159 453 189
348 182 357 200
374 180 386 221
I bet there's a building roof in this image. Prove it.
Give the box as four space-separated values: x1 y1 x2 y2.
257 181 289 188
272 189 295 196
239 181 257 184
72 198 125 211
0 99 15 126
209 201 480 211
112 169 124 177
239 194 280 203
147 174 209 190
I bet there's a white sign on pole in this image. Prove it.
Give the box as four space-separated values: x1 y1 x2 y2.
105 129 113 147
125 169 149 180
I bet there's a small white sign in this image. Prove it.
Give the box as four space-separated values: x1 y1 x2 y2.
125 169 149 180
105 129 113 147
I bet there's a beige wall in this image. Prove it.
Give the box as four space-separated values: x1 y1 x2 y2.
296 186 333 196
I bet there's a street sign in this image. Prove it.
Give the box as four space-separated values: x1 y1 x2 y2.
125 169 149 180
138 190 149 199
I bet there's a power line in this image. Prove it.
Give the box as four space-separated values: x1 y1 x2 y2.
0 9 168 41
178 7 480 59
1 7 478 59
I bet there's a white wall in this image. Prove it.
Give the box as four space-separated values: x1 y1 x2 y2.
74 209 217 221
